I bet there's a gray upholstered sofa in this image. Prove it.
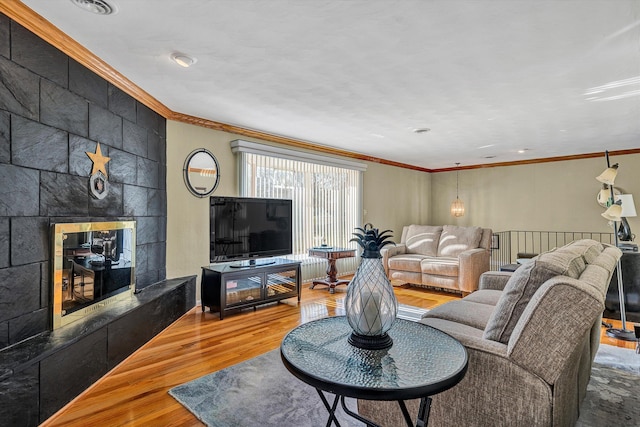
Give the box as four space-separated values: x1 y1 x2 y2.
359 239 622 427
381 225 492 295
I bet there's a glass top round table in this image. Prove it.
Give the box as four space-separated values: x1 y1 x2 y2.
280 316 468 426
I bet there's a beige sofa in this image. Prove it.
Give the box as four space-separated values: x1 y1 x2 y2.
381 225 492 295
359 239 622 427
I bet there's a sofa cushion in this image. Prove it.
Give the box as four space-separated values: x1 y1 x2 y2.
389 270 422 284
423 300 495 330
569 239 604 264
437 225 482 257
404 225 443 256
420 256 459 277
388 254 427 273
463 289 503 306
589 248 619 272
420 317 487 340
483 247 588 344
537 248 586 279
579 264 611 299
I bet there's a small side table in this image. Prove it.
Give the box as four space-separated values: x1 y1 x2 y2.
281 316 468 427
309 247 356 293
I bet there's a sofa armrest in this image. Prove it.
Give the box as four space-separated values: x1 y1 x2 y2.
478 271 513 291
458 248 490 293
381 244 406 276
507 278 604 384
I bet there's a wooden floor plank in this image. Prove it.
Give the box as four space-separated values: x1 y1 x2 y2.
40 282 635 426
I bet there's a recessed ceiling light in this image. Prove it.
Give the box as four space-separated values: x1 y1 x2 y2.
171 52 197 68
413 128 430 134
517 148 530 154
70 0 118 15
484 155 496 159
478 144 495 149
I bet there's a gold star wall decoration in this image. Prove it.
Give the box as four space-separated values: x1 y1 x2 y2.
86 143 111 178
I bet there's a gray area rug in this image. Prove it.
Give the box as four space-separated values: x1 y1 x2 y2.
169 349 362 427
591 343 640 375
170 324 639 427
576 344 640 427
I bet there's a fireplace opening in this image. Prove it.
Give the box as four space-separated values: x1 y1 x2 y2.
52 221 136 329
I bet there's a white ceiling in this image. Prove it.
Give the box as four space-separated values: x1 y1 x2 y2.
22 0 640 169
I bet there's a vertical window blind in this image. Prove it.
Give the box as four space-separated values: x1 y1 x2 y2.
237 148 364 281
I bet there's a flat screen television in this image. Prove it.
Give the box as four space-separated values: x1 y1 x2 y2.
210 196 293 266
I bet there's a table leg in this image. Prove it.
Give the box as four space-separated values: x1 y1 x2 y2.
340 396 382 427
315 393 430 427
316 389 343 427
415 397 431 427
310 259 350 294
326 259 338 282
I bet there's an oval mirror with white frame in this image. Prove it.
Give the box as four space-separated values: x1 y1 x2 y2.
183 149 220 197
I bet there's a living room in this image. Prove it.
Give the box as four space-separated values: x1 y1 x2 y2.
1 0 639 426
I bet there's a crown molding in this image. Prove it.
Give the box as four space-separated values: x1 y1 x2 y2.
430 148 640 173
170 112 432 172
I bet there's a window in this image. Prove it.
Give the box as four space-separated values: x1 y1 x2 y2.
232 140 365 281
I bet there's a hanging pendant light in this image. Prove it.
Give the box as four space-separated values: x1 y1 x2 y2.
450 163 465 217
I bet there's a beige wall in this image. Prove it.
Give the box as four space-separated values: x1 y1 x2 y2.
166 122 239 286
430 154 640 235
363 161 431 240
166 121 432 295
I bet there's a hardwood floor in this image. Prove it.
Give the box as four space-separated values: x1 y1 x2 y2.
40 282 636 426
599 318 638 350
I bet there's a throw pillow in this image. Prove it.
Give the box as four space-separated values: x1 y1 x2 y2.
437 225 482 257
483 259 560 343
405 225 443 256
483 247 587 344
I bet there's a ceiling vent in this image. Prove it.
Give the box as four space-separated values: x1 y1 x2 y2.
70 0 118 15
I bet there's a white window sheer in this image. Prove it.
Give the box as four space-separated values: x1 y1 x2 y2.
233 141 364 281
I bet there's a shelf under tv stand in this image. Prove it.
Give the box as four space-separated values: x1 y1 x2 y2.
201 257 301 319
228 258 277 268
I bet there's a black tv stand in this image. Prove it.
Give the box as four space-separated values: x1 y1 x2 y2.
201 258 301 319
229 259 276 268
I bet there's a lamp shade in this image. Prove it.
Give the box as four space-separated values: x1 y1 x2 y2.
451 198 465 217
596 164 618 185
597 184 614 207
615 194 637 217
602 203 622 221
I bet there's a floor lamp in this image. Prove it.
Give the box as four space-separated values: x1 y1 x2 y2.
597 151 637 341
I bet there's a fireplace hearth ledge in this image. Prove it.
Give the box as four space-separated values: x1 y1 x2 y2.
0 275 197 425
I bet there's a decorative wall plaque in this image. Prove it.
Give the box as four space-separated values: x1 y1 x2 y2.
86 143 111 200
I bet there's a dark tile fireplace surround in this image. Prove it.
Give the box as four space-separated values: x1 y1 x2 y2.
0 14 195 425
